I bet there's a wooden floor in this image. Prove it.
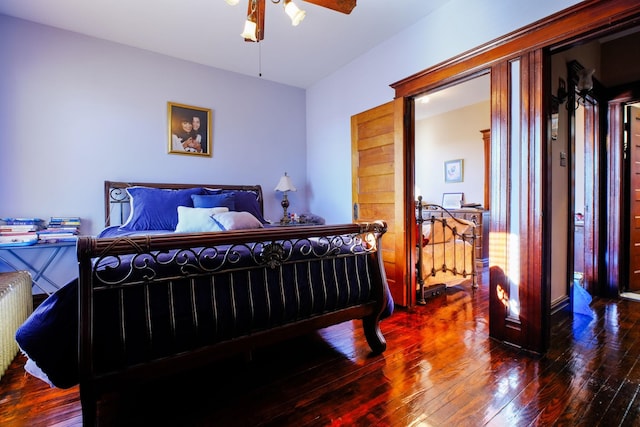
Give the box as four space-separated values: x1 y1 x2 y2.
3 277 640 426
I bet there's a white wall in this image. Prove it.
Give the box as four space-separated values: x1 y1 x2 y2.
306 0 584 224
0 15 308 235
549 40 600 304
415 102 490 206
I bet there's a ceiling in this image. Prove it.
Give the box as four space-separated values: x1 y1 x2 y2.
415 74 491 120
0 0 451 89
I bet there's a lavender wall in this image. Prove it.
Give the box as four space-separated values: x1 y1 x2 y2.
0 15 307 235
0 1 584 293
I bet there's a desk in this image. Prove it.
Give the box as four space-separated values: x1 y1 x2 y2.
0 241 76 295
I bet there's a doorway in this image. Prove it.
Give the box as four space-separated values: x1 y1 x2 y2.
625 104 640 293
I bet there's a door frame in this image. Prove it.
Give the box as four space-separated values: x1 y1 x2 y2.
607 82 640 296
391 0 640 354
563 60 603 298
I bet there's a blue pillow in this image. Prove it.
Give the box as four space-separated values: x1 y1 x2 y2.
204 189 266 224
191 194 236 211
120 186 204 231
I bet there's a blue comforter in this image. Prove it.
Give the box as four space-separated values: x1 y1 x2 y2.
16 236 393 388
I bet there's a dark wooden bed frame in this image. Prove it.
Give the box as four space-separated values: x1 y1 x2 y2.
75 181 391 425
103 180 265 227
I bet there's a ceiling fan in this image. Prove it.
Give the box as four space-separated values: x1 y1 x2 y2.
226 0 357 42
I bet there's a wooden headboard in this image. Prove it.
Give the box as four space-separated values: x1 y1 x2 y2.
104 181 264 227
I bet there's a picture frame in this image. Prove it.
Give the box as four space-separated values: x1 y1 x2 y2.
444 159 463 183
442 192 464 209
168 102 212 157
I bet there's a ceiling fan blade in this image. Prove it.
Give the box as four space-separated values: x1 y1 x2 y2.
303 0 356 14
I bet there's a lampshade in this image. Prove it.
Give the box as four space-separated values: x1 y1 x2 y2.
284 0 306 26
577 68 595 93
240 18 258 41
225 0 240 5
275 173 296 192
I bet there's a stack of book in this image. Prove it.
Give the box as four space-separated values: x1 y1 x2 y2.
0 218 44 246
37 217 81 243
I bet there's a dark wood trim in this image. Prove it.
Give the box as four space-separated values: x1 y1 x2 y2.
393 0 640 354
488 60 510 346
391 0 640 99
404 97 417 308
605 82 640 296
522 49 548 354
607 101 624 296
480 129 491 210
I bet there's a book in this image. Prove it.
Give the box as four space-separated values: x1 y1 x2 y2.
40 226 79 232
0 218 45 225
0 231 38 236
0 234 39 245
38 235 78 243
48 217 81 225
37 230 77 238
0 224 42 232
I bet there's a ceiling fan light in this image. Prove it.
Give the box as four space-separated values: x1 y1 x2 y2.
224 0 240 5
577 68 595 93
284 0 306 26
241 19 258 42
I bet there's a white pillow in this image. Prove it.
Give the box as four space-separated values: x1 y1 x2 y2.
175 206 229 233
211 211 264 231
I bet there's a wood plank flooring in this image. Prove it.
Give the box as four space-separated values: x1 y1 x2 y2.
3 276 640 426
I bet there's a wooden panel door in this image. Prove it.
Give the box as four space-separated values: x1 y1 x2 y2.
351 98 409 306
628 105 640 291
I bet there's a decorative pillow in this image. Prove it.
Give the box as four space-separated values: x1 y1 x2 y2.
210 211 264 231
191 194 236 211
120 186 204 231
203 189 267 224
428 217 473 244
175 206 229 233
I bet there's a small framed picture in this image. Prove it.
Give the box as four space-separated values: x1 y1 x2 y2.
444 159 463 183
442 192 464 209
168 102 212 157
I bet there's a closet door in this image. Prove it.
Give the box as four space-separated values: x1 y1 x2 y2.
351 98 410 306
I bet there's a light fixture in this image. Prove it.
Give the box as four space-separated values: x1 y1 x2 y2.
556 66 595 110
576 68 595 98
226 0 306 42
275 172 297 224
240 0 259 41
284 0 305 26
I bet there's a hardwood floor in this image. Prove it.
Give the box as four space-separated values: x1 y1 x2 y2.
3 276 640 426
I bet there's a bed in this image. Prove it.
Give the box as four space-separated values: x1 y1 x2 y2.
16 181 393 426
416 197 477 304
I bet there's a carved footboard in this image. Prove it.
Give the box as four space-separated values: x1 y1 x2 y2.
416 198 477 304
76 222 390 425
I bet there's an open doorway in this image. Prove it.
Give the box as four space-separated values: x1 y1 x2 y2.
413 74 491 299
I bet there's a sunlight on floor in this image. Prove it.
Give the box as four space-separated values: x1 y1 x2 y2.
619 292 640 302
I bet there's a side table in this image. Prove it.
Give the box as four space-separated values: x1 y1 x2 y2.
0 241 76 295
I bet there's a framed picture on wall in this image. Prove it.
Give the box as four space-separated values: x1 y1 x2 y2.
444 159 463 183
168 102 212 157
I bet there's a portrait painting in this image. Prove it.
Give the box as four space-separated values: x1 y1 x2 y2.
168 102 212 157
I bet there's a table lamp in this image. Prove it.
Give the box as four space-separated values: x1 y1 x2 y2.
275 172 296 224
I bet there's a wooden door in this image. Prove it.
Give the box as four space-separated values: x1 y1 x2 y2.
351 98 409 306
580 95 600 295
628 105 640 291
